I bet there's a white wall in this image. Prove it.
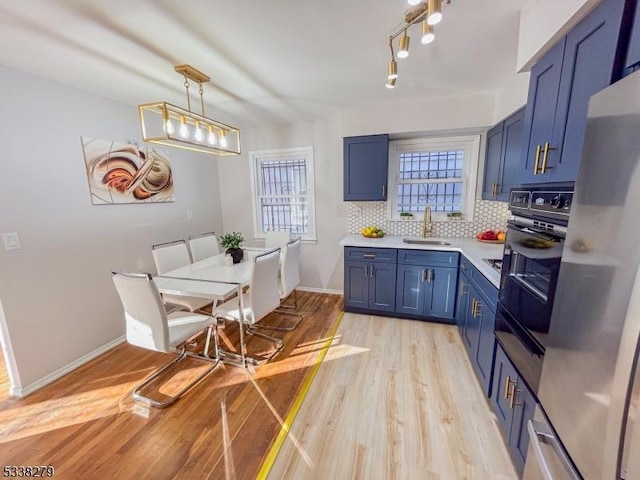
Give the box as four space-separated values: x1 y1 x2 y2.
218 118 346 292
0 65 223 393
517 0 601 71
493 72 530 123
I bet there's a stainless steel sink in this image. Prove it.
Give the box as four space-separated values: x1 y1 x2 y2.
402 238 451 246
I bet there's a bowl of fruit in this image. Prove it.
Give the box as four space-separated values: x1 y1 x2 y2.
476 229 506 243
361 225 385 238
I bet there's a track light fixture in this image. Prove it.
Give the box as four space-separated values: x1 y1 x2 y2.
138 64 241 156
386 0 451 88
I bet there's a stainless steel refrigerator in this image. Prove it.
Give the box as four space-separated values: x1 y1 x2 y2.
523 70 640 479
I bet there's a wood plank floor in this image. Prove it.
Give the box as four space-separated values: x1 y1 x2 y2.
267 313 518 480
0 292 343 480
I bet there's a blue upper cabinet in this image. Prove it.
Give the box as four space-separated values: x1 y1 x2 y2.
520 40 565 185
520 0 626 185
343 134 389 201
624 0 640 72
483 108 525 201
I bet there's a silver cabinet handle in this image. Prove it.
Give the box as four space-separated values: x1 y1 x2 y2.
421 269 427 282
370 265 374 278
363 254 376 259
382 184 386 198
527 420 581 480
427 269 434 282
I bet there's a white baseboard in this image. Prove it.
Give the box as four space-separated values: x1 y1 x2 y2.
297 286 344 296
10 336 126 398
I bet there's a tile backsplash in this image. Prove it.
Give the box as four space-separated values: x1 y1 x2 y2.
348 200 511 238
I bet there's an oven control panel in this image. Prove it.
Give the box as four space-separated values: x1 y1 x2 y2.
509 186 574 224
530 191 573 215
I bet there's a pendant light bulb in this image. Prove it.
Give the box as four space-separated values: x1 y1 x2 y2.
163 118 175 135
398 32 410 59
427 0 442 25
421 21 435 44
387 59 398 80
207 125 217 145
386 78 397 89
179 116 189 139
194 121 204 142
219 130 228 148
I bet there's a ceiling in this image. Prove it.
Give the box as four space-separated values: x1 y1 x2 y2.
0 0 526 129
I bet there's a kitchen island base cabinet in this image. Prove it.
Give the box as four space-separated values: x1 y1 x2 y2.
491 343 537 476
344 247 396 314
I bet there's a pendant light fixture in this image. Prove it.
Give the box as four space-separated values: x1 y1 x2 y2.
138 65 241 156
385 0 451 88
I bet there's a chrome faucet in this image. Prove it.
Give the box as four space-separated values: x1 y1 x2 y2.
422 205 433 237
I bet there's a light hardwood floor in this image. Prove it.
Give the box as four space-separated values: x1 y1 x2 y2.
267 313 518 480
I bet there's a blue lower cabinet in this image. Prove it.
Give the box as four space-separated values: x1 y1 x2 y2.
395 250 459 322
491 343 537 476
459 257 498 397
344 247 397 314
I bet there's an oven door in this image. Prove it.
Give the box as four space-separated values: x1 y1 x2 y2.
499 220 564 349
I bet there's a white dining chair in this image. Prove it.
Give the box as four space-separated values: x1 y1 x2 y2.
111 271 221 408
215 248 284 366
152 240 214 313
256 237 303 331
188 232 220 262
264 231 290 250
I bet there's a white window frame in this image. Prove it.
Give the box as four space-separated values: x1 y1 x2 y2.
387 135 480 222
249 146 317 242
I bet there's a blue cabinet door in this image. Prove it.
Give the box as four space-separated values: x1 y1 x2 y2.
625 0 640 71
343 135 389 201
482 123 504 200
491 344 519 439
497 108 525 201
462 283 481 354
474 296 497 396
395 265 426 316
344 260 369 309
369 262 397 313
455 274 470 334
520 39 566 185
425 266 458 320
549 0 626 183
508 379 537 475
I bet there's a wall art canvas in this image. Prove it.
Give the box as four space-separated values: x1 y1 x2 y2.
81 137 175 205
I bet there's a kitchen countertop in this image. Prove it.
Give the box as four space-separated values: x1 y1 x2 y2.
339 234 504 288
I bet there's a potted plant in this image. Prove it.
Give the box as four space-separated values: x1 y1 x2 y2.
219 231 245 264
400 212 414 220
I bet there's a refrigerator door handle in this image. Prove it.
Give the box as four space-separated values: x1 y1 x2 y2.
527 420 581 480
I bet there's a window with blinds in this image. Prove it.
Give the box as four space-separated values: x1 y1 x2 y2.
250 147 316 240
388 136 480 221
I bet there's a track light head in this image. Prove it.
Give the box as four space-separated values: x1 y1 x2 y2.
386 78 397 89
387 60 398 80
398 32 410 59
427 0 443 25
421 21 435 44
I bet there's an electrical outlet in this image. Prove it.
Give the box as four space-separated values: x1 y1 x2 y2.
3 232 21 251
186 209 193 220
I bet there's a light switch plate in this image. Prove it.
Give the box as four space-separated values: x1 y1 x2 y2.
3 232 21 251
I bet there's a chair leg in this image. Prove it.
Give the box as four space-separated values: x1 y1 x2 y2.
253 290 304 332
216 315 284 367
132 326 221 408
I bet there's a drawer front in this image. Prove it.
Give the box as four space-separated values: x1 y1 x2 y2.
344 247 397 264
398 249 459 267
468 263 498 311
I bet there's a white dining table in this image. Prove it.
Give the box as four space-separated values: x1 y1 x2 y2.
154 247 273 368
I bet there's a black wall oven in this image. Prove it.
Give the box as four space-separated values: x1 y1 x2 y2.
495 186 572 394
